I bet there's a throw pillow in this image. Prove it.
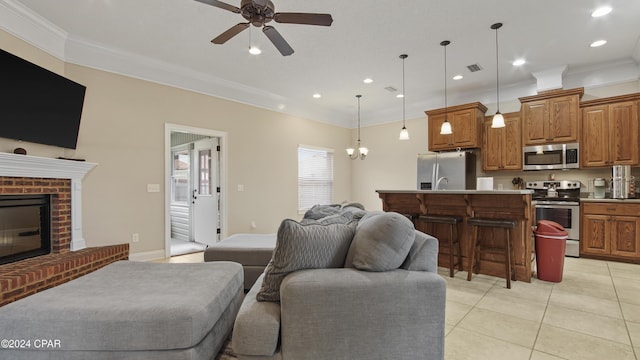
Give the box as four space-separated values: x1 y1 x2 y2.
256 218 357 302
302 204 342 220
300 213 352 225
347 212 415 272
401 230 438 272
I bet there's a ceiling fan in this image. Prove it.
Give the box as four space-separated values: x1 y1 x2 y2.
195 0 333 56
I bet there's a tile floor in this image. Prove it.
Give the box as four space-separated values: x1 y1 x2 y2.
161 252 640 360
444 257 640 360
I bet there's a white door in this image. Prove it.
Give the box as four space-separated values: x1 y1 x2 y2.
192 138 220 243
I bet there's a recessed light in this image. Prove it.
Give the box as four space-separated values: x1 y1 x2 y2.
249 46 261 55
452 75 463 80
591 6 612 17
363 78 373 84
313 93 321 99
396 94 404 98
590 40 607 48
512 59 526 66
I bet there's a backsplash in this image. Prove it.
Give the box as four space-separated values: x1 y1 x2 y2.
477 159 640 196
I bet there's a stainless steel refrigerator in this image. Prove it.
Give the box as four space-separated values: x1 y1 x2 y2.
417 152 476 190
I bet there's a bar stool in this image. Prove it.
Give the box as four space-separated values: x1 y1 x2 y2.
419 215 463 277
466 217 518 288
401 213 419 226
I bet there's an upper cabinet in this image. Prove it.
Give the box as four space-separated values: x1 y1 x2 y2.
426 102 487 152
580 94 640 167
482 112 522 171
519 88 583 146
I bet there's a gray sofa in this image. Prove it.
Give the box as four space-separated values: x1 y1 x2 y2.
232 210 446 360
204 233 276 290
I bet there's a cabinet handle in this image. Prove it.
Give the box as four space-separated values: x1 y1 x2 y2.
606 208 616 211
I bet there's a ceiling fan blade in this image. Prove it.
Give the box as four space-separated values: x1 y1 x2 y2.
274 12 333 26
211 23 250 44
194 0 240 13
263 26 294 56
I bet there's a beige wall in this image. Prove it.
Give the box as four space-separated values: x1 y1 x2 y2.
0 31 352 257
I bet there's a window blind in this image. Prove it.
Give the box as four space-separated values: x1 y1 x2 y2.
298 145 334 211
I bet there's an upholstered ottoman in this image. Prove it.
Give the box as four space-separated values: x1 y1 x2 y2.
204 233 276 290
0 261 243 360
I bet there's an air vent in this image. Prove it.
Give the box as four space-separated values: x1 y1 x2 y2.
467 64 483 72
384 86 398 92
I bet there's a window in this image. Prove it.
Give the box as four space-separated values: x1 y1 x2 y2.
171 149 190 204
298 145 334 212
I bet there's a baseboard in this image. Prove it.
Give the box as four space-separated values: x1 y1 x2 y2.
129 249 166 262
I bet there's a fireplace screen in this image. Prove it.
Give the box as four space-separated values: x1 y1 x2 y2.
0 195 51 265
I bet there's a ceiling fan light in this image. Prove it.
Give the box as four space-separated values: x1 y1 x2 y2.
249 46 262 55
399 127 410 140
492 112 506 128
440 120 452 135
591 6 612 17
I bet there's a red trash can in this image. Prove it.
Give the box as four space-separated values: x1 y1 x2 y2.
535 220 568 282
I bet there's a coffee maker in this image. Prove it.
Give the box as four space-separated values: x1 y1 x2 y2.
592 178 606 199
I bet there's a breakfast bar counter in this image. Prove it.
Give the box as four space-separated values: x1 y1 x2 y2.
377 190 535 282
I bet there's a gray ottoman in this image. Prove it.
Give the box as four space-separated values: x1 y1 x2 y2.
204 233 276 290
0 261 243 360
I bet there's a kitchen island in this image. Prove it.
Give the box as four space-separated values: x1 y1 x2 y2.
377 190 535 282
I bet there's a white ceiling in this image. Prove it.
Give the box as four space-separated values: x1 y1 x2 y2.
2 0 640 128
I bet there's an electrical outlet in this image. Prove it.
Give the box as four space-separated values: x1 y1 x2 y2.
132 233 140 243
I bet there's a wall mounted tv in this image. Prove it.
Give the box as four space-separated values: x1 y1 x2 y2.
0 48 86 149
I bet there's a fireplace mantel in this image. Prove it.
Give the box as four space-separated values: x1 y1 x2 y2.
0 152 97 250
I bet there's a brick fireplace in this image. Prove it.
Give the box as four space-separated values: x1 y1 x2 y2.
0 153 129 306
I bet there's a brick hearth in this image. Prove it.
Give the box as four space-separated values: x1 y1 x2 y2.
0 175 129 306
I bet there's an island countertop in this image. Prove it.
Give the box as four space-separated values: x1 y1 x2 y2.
376 189 534 195
376 190 534 282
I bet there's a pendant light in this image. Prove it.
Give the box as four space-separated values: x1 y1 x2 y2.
440 40 452 135
398 54 410 140
346 95 368 160
491 22 505 128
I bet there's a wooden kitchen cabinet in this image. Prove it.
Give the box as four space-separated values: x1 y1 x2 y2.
482 111 522 171
581 202 640 261
519 88 583 145
580 94 640 167
426 102 487 151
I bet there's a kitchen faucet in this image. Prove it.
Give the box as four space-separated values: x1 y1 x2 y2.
435 177 448 190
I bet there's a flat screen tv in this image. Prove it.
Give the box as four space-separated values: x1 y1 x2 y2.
0 48 86 149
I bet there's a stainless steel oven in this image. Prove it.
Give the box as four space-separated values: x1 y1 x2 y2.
534 201 580 257
526 180 581 257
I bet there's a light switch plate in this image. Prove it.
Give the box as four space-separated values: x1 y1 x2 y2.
147 184 160 193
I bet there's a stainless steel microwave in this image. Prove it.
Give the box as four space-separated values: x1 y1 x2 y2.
523 143 579 171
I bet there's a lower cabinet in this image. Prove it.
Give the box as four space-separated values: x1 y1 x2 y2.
581 202 640 261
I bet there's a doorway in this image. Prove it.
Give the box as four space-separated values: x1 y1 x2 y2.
165 124 228 258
